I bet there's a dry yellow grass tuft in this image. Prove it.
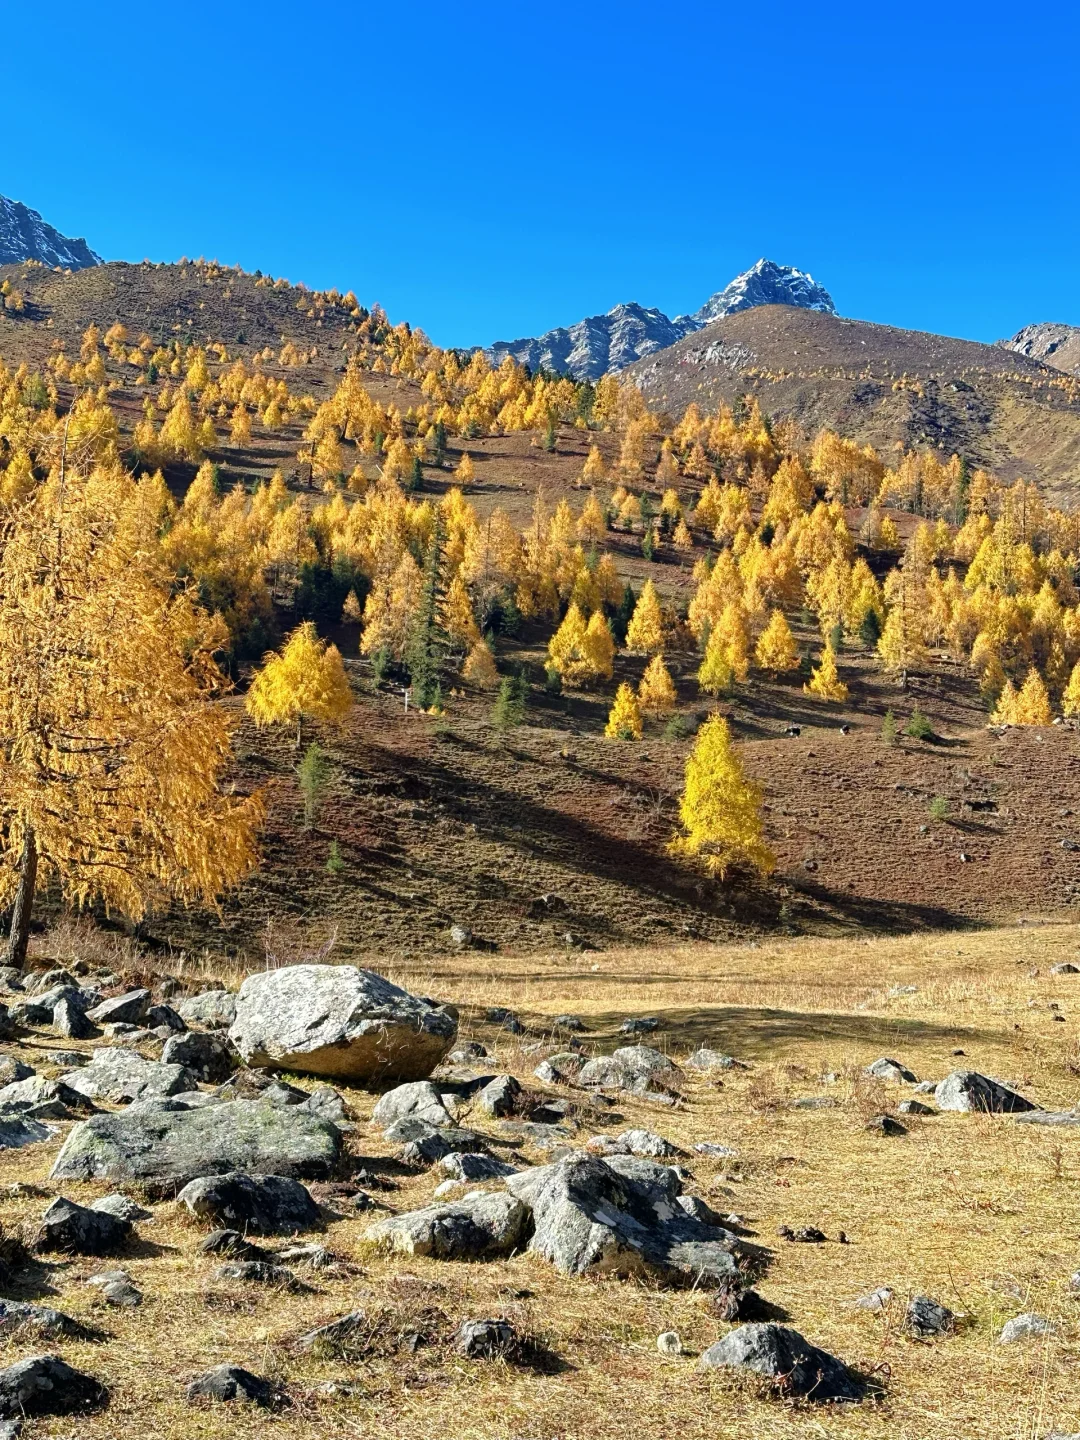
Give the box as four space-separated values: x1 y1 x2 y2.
3 923 1080 1438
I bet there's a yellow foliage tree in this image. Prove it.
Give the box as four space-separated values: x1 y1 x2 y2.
805 641 848 702
638 655 677 716
605 682 642 740
1064 660 1080 718
668 715 773 878
547 603 607 687
754 609 798 672
0 463 263 967
463 637 499 689
341 589 363 623
441 571 480 647
1013 666 1052 724
584 610 615 681
697 628 735 696
246 621 352 748
455 453 475 487
625 578 665 654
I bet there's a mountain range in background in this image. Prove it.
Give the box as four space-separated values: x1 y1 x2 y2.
0 195 100 271
486 259 836 380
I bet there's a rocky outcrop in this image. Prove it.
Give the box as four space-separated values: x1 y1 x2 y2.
0 196 101 270
699 1322 865 1401
228 965 456 1082
364 1191 528 1259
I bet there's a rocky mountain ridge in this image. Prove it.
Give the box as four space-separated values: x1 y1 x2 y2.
0 195 101 271
1001 321 1080 376
487 259 835 380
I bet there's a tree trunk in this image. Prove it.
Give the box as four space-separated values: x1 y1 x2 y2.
5 827 37 970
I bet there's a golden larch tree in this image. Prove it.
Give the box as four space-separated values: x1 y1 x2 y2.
246 621 352 748
463 637 499 689
697 628 735 697
1013 666 1052 724
668 714 773 878
605 682 642 740
805 641 848 702
625 579 665 655
583 610 615 681
754 609 799 672
0 463 263 968
638 655 677 716
1063 660 1080 718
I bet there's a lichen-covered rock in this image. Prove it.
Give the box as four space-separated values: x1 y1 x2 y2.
175 990 237 1029
34 1197 130 1256
576 1045 682 1098
371 1081 455 1129
934 1071 1036 1113
364 1192 528 1259
85 989 150 1026
61 1048 197 1104
228 965 456 1082
50 1098 342 1188
699 1322 864 1401
161 1031 233 1083
177 1173 321 1234
187 1364 272 1405
0 1301 88 1339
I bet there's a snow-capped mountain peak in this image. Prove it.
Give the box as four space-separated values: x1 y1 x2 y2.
0 195 101 270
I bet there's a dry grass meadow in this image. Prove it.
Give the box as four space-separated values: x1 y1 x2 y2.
4 922 1080 1439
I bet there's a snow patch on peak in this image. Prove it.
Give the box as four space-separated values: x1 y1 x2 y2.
0 195 101 270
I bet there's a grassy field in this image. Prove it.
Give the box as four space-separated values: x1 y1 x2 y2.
3 922 1080 1439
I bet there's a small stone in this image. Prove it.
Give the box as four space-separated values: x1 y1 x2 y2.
161 1031 233 1084
904 1295 954 1337
865 1057 918 1083
854 1286 893 1311
187 1364 272 1405
87 1270 142 1307
999 1312 1054 1344
475 1074 522 1118
198 1230 268 1260
935 1071 1036 1114
214 1260 305 1290
620 1016 659 1035
91 1193 152 1223
694 1141 738 1158
552 1015 584 1033
1051 963 1080 975
295 1310 367 1353
0 1355 107 1419
438 1152 517 1182
657 1330 682 1355
178 1173 320 1235
698 1323 864 1402
898 1099 935 1115
865 1114 907 1136
456 1317 516 1358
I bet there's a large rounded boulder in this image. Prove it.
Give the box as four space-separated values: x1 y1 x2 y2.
228 965 457 1083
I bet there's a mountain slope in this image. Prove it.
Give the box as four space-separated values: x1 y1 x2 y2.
1001 321 1080 376
0 195 100 270
487 259 835 381
624 305 1080 503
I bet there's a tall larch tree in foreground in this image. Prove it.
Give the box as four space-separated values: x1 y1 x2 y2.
246 622 352 749
669 715 773 878
0 463 264 969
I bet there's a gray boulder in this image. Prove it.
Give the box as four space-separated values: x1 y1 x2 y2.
215 1260 305 1290
0 1076 89 1116
50 1097 343 1187
0 1117 53 1149
187 1364 272 1405
145 1003 186 1032
475 1074 521 1117
91 1193 153 1223
904 1295 954 1337
438 1152 518 1182
177 1173 320 1234
865 1057 917 1083
176 990 237 1029
0 1355 106 1419
61 1048 197 1104
52 996 96 1040
161 1031 233 1084
85 989 150 1026
229 964 456 1082
513 1153 742 1287
0 1058 33 1086
685 1048 743 1071
0 1301 87 1339
935 1071 1037 1113
35 1197 130 1255
296 1310 367 1353
86 1269 142 1307
615 1128 679 1158
699 1323 864 1402
364 1191 528 1259
383 1118 481 1165
1012 1111 1080 1127
999 1312 1054 1343
577 1045 681 1098
534 1053 584 1085
372 1081 455 1129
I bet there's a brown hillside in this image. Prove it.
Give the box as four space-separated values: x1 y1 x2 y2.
625 306 1080 505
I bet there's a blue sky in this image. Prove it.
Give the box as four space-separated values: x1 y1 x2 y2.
6 1 1078 349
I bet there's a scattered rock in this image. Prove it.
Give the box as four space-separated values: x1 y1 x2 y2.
85 989 150 1026
999 1312 1054 1344
91 1193 153 1223
865 1057 918 1083
229 964 457 1082
778 1225 826 1243
215 1260 305 1290
372 1081 455 1129
86 1270 142 1307
187 1364 272 1405
694 1141 738 1158
1050 963 1080 975
0 1059 33 1087
865 1114 907 1136
0 1117 55 1150
935 1071 1037 1114
0 1075 90 1117
854 1286 893 1311
34 1197 131 1255
898 1100 936 1115
447 1042 487 1063
1012 1111 1080 1128
486 1007 525 1035
475 1074 522 1117
384 1118 482 1166
0 1301 88 1339
552 1015 584 1033
175 990 237 1029
0 1355 107 1419
161 1031 233 1083
61 1048 197 1104
790 1096 837 1110
198 1230 269 1260
657 1329 682 1355
620 1017 659 1035
685 1048 745 1071
52 997 96 1040
533 1053 584 1085
178 1173 321 1234
438 1152 518 1182
905 1295 954 1337
456 1317 515 1358
51 1097 343 1187
365 1191 529 1259
295 1310 367 1353
698 1323 864 1402
576 1045 681 1099
145 1004 186 1033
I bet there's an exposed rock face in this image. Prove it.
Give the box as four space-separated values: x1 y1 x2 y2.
0 196 101 269
699 1322 865 1402
486 259 834 380
177 1173 321 1234
364 1192 528 1259
934 1071 1036 1113
228 965 456 1082
50 1098 342 1187
1001 322 1080 376
509 1153 743 1287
